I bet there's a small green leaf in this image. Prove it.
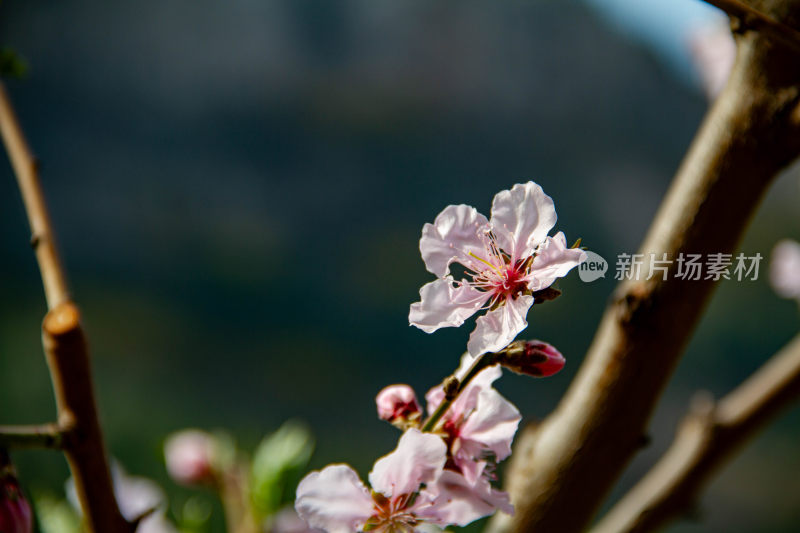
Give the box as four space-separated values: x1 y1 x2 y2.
33 493 81 533
250 420 314 515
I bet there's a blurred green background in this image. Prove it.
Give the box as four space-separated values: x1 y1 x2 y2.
1 0 798 531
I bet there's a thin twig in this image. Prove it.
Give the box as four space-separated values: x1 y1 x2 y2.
421 353 495 432
0 81 132 532
0 423 64 449
0 82 69 309
591 334 800 533
704 0 800 55
488 5 800 531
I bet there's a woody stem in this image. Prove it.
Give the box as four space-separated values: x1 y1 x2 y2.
421 352 497 432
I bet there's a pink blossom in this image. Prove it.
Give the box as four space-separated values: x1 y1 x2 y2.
426 357 520 486
376 385 422 426
164 429 216 486
410 182 585 356
295 429 499 532
770 239 800 302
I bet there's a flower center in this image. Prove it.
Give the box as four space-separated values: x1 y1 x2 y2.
466 239 532 304
366 492 419 533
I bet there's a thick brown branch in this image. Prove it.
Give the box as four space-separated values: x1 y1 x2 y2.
489 7 800 533
43 303 132 532
0 82 69 309
0 423 63 449
705 0 800 55
591 334 800 533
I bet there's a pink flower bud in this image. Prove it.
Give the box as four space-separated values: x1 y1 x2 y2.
164 430 216 486
0 470 32 533
497 340 565 378
376 385 421 425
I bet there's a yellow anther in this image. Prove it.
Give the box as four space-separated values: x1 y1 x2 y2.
468 252 501 273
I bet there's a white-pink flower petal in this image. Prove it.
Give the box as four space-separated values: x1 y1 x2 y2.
368 429 447 498
420 204 490 277
409 279 488 334
467 295 534 356
459 388 521 463
490 182 557 261
528 232 586 291
420 470 513 526
295 465 374 533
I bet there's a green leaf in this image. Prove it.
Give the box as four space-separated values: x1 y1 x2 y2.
32 494 81 533
250 420 314 515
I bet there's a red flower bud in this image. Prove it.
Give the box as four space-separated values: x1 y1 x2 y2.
164 430 216 486
0 468 32 533
376 385 422 428
496 340 565 377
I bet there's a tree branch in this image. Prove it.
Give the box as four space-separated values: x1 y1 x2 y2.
0 81 132 532
591 333 800 533
0 423 63 449
488 4 800 532
704 0 800 55
0 82 69 309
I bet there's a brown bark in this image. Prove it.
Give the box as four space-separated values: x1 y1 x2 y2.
591 334 800 533
43 303 132 532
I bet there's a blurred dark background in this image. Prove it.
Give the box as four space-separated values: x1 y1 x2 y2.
1 0 798 531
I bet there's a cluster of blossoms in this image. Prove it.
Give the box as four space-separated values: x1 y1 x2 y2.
295 182 584 532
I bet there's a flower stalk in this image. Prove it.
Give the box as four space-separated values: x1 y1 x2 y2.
421 354 495 432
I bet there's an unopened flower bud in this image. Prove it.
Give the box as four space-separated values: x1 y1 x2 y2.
496 340 565 378
0 465 32 533
164 430 216 486
376 385 422 428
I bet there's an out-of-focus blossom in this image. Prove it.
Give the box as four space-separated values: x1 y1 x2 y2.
68 463 178 533
164 429 216 486
688 20 736 99
770 239 800 301
426 356 520 488
376 384 422 428
410 181 585 356
0 467 32 533
496 340 566 378
295 429 499 532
